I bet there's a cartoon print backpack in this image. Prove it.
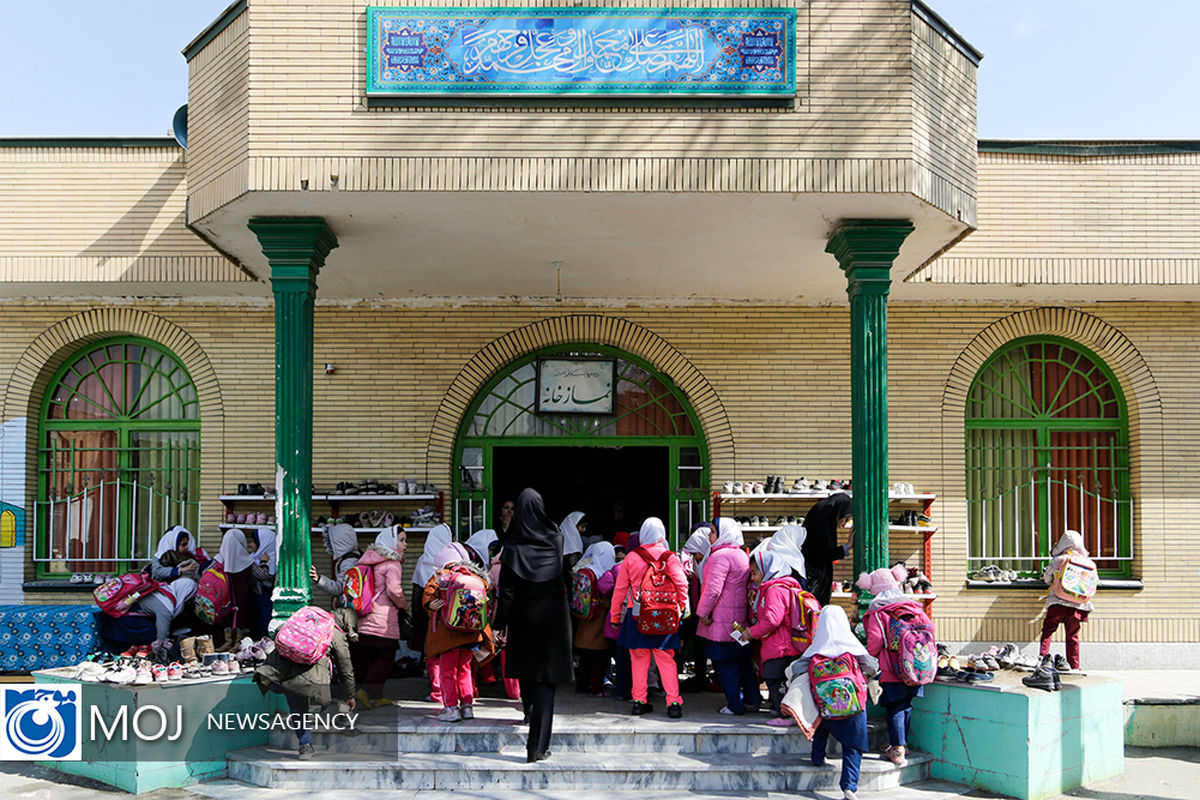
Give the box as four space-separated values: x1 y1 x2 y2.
342 563 377 615
276 606 339 664
881 603 937 686
1052 552 1098 604
634 547 682 636
570 567 603 620
787 587 824 651
809 652 867 719
195 561 236 624
439 564 490 632
93 572 161 617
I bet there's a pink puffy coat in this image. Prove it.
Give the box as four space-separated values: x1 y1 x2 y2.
748 576 805 663
696 543 750 643
600 566 621 640
609 543 688 627
864 600 933 684
354 546 408 640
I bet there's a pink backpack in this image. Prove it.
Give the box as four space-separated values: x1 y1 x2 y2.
880 603 937 686
342 564 377 614
276 606 340 664
809 652 867 719
195 561 236 625
1052 553 1098 604
439 565 490 632
94 572 161 617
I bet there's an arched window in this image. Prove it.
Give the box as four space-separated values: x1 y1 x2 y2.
966 337 1131 577
37 339 200 577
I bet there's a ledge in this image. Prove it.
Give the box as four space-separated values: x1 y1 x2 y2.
22 581 99 593
964 578 1144 590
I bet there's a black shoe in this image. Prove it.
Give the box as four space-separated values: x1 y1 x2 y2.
1022 666 1058 692
1053 655 1071 673
631 701 653 716
667 703 682 719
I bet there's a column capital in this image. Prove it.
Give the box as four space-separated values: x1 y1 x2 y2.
825 219 915 269
248 217 339 286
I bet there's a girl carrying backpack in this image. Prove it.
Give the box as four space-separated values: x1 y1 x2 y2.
423 542 495 723
572 541 617 696
860 565 935 768
352 526 409 708
795 605 880 800
610 517 688 718
748 548 816 726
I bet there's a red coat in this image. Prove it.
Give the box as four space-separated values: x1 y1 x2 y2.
609 542 688 626
748 576 805 663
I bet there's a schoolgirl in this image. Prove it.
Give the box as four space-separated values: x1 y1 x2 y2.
423 542 495 722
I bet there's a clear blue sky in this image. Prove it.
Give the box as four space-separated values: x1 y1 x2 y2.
0 1 1196 139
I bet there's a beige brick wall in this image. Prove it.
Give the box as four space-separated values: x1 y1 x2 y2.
2 300 1196 645
0 144 242 283
916 149 1200 283
180 0 977 222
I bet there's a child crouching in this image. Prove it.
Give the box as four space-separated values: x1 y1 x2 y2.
795 605 879 800
423 543 495 722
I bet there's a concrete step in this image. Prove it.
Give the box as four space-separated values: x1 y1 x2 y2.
227 747 931 792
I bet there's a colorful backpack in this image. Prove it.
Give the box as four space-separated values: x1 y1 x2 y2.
342 563 377 614
881 603 937 686
1052 553 1098 604
570 567 602 620
93 572 161 617
809 652 867 719
439 564 490 632
634 547 682 636
276 606 339 664
195 561 236 624
787 587 823 651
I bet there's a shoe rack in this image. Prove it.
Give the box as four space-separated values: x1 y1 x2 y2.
217 490 445 534
712 488 938 613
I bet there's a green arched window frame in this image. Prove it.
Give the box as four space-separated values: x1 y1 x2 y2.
36 337 201 578
965 335 1132 577
454 344 708 548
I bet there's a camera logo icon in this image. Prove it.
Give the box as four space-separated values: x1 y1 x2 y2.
0 685 81 761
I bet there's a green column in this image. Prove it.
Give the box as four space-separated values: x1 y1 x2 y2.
825 220 913 615
248 217 338 621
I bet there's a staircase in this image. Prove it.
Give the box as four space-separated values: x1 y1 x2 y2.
224 694 931 793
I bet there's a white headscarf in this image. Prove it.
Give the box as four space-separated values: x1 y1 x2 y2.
252 527 277 575
216 528 255 573
1052 529 1088 557
559 511 585 556
637 517 667 548
154 526 195 559
435 542 472 568
465 529 498 568
751 548 792 607
323 523 359 560
576 541 616 578
767 525 808 579
373 525 405 560
803 604 868 660
413 524 452 586
682 530 711 581
713 517 744 548
159 576 198 617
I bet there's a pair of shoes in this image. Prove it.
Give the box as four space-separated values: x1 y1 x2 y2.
766 716 795 727
970 654 1000 671
297 742 315 760
880 744 908 767
631 701 653 716
435 706 463 723
460 704 474 720
667 702 682 719
956 669 993 684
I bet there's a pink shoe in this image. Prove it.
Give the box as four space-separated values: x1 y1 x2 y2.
767 716 795 727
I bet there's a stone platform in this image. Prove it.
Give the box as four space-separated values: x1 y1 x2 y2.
227 688 930 793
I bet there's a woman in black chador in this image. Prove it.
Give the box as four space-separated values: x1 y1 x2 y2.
493 488 574 763
800 491 855 606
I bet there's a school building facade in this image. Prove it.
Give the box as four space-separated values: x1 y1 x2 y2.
1 0 1197 667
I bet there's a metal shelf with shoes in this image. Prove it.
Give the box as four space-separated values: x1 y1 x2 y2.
313 479 445 534
218 482 277 529
713 476 938 614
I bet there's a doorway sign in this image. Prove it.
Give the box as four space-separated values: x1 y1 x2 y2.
536 358 616 414
367 7 796 96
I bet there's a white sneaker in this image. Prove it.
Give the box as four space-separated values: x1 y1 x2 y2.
435 706 462 723
843 790 859 800
460 704 474 720
131 664 153 685
718 706 736 715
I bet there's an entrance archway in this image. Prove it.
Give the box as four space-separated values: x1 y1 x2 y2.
454 344 708 548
